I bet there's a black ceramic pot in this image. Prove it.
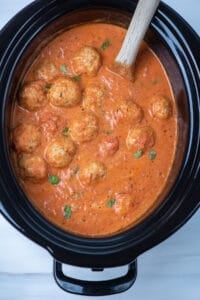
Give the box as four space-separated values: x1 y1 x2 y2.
0 0 200 296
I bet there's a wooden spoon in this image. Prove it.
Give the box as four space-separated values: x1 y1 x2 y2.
115 0 160 69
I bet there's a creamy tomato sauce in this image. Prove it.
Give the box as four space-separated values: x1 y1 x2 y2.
11 23 177 237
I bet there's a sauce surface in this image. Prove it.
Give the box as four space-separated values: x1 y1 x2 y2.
11 23 177 237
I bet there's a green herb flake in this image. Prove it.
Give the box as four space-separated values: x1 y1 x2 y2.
62 127 69 137
48 175 60 185
106 197 116 208
60 64 68 74
101 39 111 50
73 165 79 175
152 79 158 85
149 150 157 160
64 205 72 219
133 150 143 159
73 75 81 81
45 83 52 91
103 130 113 135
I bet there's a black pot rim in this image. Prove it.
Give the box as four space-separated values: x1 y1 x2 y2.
0 0 200 268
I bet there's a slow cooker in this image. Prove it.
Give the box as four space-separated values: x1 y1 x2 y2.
0 0 199 296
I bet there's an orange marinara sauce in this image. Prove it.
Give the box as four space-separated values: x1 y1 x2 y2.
11 23 177 237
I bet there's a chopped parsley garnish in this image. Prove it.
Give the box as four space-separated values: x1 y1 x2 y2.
60 64 68 74
103 130 113 135
106 197 116 208
101 39 111 50
48 175 60 185
133 150 143 159
149 150 157 160
62 127 69 137
152 79 158 85
73 165 79 175
45 83 52 91
64 205 72 219
73 75 81 81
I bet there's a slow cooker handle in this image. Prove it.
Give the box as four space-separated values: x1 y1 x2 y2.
53 259 137 296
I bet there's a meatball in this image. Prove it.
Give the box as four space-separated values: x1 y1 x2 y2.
48 77 81 107
18 154 47 182
35 62 59 81
19 81 47 111
46 136 76 168
83 83 106 111
118 100 143 124
70 112 98 143
126 126 155 151
72 46 101 76
114 193 133 215
150 95 172 119
99 136 119 157
13 124 41 153
79 161 106 185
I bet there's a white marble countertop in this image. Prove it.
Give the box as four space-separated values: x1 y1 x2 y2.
0 1 200 299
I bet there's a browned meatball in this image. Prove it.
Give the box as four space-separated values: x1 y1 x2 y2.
13 124 41 153
150 95 172 119
126 126 155 151
35 62 59 81
114 193 134 215
79 161 106 185
19 81 47 111
48 77 81 107
70 112 99 143
18 154 47 182
46 136 76 168
99 136 119 157
83 83 106 111
72 46 101 76
117 100 143 124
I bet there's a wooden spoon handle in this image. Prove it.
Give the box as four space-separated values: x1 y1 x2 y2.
115 0 160 66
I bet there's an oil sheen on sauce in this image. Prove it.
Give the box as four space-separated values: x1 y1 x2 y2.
12 23 177 237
